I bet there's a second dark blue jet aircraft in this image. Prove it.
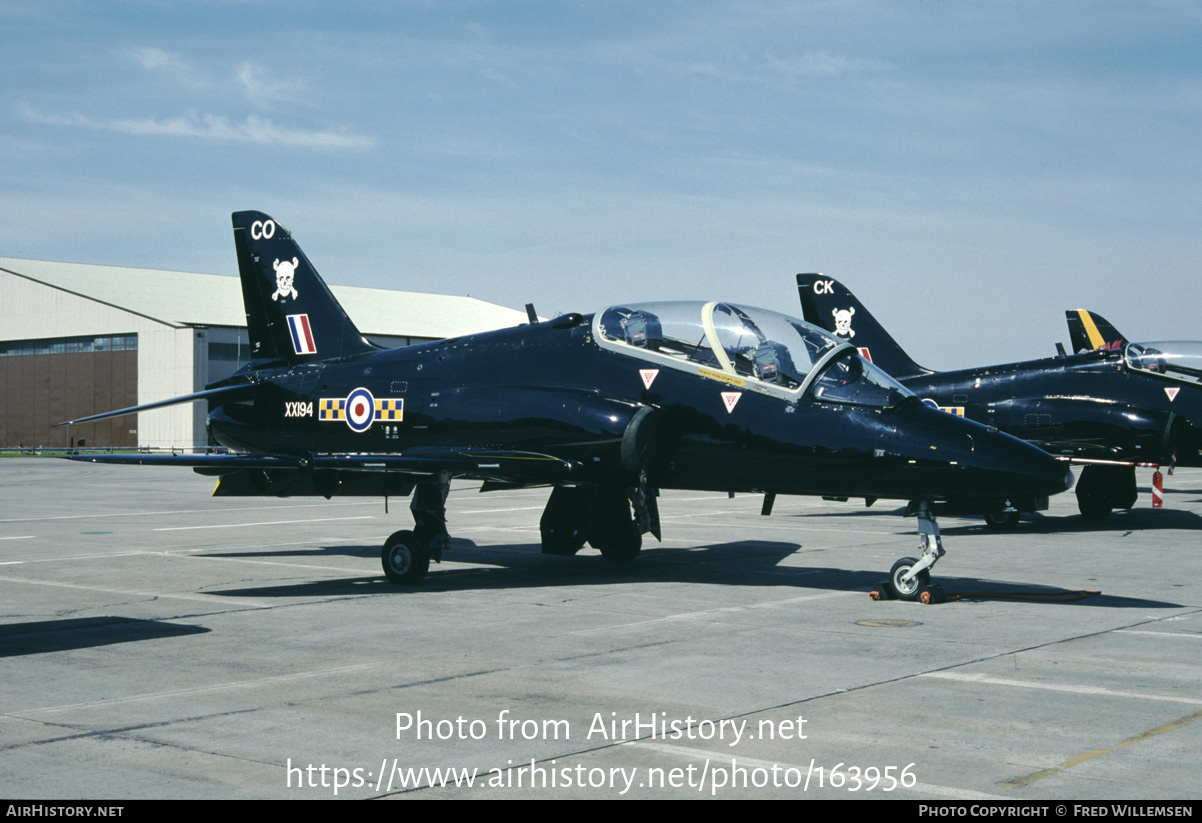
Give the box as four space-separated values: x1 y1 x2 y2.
64 213 1070 600
798 274 1202 525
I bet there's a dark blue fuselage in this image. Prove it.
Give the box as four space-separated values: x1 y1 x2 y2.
208 315 1070 504
901 348 1202 465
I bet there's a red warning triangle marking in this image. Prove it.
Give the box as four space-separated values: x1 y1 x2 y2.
721 392 742 414
1166 386 1180 402
857 347 872 362
640 369 659 390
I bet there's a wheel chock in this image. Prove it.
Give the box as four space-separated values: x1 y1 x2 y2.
918 584 947 605
869 581 897 601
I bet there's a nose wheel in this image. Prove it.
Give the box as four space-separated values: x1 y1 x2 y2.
888 557 930 600
885 501 944 601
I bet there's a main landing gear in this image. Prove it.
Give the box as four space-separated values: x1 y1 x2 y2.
1074 464 1137 520
538 408 660 565
379 472 655 584
587 485 644 563
382 471 451 584
538 482 655 563
982 501 1020 530
886 501 945 602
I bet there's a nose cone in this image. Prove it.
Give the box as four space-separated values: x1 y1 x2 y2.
956 423 1073 499
892 404 1071 501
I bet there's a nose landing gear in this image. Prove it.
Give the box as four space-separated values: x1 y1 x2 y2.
885 501 945 601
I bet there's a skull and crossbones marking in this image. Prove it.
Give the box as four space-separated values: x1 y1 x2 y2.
832 307 855 338
272 257 300 302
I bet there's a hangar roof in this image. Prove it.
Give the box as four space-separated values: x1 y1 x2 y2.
0 257 527 339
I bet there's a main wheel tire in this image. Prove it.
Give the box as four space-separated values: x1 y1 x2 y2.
596 530 642 563
382 530 430 584
587 486 641 563
983 509 1020 530
887 556 930 602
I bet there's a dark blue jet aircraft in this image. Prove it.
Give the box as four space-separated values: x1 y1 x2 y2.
798 274 1202 525
62 213 1070 600
1065 303 1202 466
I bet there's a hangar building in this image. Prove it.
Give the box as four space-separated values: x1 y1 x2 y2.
0 257 528 450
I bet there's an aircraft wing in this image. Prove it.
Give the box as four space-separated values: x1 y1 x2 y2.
311 448 579 480
68 446 580 484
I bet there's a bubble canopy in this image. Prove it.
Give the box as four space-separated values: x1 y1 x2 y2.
1125 342 1202 387
594 301 914 408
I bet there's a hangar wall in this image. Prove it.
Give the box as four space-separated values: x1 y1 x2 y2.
0 269 153 449
136 324 208 449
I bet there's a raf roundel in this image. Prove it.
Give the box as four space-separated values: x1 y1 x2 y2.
345 387 376 433
318 389 404 431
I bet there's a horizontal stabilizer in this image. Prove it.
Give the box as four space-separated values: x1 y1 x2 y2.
54 383 256 427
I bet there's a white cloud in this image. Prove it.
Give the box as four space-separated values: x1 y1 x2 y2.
765 51 890 79
126 48 310 110
19 106 375 150
236 62 308 108
125 47 210 89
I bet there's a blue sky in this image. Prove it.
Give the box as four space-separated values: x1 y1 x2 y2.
3 0 1199 368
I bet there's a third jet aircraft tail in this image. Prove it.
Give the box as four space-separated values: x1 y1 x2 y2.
1066 309 1127 353
796 274 932 380
232 210 378 364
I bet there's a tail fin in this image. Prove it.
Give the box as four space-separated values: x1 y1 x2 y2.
796 273 932 379
232 210 376 364
1066 309 1127 353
